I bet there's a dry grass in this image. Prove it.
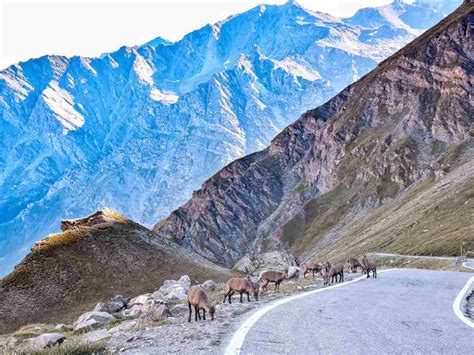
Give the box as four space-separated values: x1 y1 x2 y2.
2 335 106 355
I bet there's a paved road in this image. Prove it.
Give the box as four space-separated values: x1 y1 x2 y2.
464 261 474 270
234 270 473 354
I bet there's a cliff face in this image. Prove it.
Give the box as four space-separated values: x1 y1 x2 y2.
153 2 473 267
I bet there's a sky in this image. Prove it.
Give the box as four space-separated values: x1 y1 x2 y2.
0 0 402 70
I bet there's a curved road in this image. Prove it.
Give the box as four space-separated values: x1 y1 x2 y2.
228 269 473 354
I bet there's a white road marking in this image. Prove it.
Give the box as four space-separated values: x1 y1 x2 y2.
225 269 399 355
463 262 474 271
452 276 474 329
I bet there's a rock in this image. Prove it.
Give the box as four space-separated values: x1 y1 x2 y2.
74 311 116 331
54 323 73 332
201 280 217 291
233 251 298 274
121 309 141 319
177 275 191 291
94 301 125 314
110 295 130 307
128 294 153 308
136 304 171 327
74 319 102 332
83 329 111 343
28 333 66 349
170 304 189 317
109 320 137 333
287 266 300 279
152 275 191 304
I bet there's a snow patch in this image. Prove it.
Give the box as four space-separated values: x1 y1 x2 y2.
42 81 85 134
150 89 179 104
133 55 155 86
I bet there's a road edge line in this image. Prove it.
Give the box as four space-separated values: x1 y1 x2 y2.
463 262 474 271
452 276 474 329
224 269 398 355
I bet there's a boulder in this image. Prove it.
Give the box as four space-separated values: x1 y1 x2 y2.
83 329 111 343
93 301 124 314
287 266 300 279
110 295 130 307
152 284 187 304
74 311 116 331
176 275 191 291
152 276 191 304
136 304 171 326
28 333 66 349
74 319 102 332
128 294 153 308
233 251 297 274
121 308 141 319
201 280 217 291
54 323 73 332
109 320 137 333
170 304 189 317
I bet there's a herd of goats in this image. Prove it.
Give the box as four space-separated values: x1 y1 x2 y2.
187 255 377 322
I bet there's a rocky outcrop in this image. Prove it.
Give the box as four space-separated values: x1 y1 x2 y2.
152 275 191 303
233 251 298 274
154 2 473 267
26 333 66 349
136 304 171 327
74 311 116 332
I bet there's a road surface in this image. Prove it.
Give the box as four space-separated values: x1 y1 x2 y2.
229 269 473 354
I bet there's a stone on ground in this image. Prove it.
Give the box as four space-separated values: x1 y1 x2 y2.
83 329 111 343
27 333 66 349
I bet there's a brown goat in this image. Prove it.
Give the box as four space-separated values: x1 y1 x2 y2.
258 270 287 291
188 285 215 322
223 277 259 303
345 258 362 273
302 261 323 278
323 262 344 285
360 256 377 278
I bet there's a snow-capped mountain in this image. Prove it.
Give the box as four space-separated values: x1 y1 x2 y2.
0 0 460 276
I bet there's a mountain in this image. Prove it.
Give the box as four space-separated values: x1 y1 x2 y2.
0 208 232 334
0 0 462 277
153 1 473 267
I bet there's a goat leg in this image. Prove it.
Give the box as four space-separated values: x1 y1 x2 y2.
196 305 201 321
188 302 192 323
202 308 206 320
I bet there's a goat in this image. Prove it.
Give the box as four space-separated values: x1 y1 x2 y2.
360 255 377 278
258 270 287 291
322 262 344 285
223 276 259 303
345 258 362 273
302 261 323 278
188 285 215 322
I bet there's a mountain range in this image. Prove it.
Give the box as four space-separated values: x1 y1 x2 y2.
0 0 462 276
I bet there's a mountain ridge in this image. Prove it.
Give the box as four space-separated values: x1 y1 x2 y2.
0 0 462 276
153 0 473 267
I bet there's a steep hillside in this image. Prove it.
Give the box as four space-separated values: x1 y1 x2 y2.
0 209 233 334
154 2 473 267
0 0 460 277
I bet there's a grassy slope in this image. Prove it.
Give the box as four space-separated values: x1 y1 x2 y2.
282 147 473 263
0 212 234 334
